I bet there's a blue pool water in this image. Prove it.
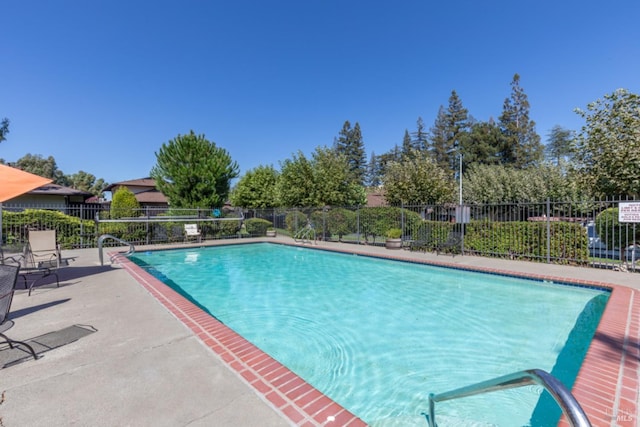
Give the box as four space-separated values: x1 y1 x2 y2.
130 243 609 426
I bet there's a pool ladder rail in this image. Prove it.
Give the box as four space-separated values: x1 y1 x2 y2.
97 234 136 266
293 224 316 244
425 368 591 427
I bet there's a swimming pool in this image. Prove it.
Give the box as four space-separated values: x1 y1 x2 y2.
130 243 609 426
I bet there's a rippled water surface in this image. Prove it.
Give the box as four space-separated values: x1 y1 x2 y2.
131 243 609 426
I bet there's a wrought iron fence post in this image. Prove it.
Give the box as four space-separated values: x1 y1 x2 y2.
356 205 361 245
546 199 551 264
80 204 84 248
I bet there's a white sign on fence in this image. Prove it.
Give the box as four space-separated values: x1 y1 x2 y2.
619 202 640 223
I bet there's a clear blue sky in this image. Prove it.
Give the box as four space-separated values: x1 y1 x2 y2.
2 1 639 185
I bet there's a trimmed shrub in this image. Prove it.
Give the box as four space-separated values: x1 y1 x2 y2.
110 187 141 219
245 218 272 236
285 210 308 233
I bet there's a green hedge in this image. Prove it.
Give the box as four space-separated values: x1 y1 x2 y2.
358 207 423 242
244 218 272 236
464 220 588 264
2 209 96 249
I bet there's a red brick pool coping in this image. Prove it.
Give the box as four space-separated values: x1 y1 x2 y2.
114 242 639 426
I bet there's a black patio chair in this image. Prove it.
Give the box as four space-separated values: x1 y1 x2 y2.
408 229 433 253
435 231 463 256
0 264 39 360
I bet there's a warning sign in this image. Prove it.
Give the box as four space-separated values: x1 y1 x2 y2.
619 202 640 223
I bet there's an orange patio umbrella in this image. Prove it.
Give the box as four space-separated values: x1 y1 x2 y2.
0 164 53 244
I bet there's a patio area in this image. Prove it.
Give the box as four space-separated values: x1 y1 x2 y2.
2 237 639 426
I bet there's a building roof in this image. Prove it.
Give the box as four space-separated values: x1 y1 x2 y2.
29 183 93 197
104 178 157 191
103 177 169 205
134 189 169 204
366 191 387 207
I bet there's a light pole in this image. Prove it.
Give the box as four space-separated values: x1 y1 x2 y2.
458 153 463 205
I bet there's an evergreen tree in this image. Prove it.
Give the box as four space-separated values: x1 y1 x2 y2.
400 130 414 159
430 106 449 171
460 120 503 168
498 74 543 168
0 118 9 144
411 117 429 152
151 130 239 208
545 125 574 165
334 120 367 185
365 151 382 187
445 90 470 170
430 91 470 175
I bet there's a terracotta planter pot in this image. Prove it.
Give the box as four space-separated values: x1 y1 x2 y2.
385 238 402 250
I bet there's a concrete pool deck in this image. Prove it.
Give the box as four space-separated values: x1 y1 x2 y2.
1 237 639 426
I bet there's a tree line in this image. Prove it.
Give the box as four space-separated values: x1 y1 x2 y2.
2 75 638 209
232 76 639 208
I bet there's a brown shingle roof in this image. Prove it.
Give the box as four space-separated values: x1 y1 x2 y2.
104 178 157 191
134 190 168 204
29 183 93 197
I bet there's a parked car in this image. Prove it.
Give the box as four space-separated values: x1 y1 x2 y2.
586 222 617 259
586 221 637 262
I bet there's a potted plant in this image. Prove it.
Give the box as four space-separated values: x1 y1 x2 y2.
385 228 403 249
266 227 277 237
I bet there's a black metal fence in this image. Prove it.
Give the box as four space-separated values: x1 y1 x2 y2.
1 198 638 271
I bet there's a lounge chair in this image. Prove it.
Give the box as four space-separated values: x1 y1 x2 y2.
435 231 463 256
0 264 39 360
184 224 202 243
27 230 61 269
21 230 62 295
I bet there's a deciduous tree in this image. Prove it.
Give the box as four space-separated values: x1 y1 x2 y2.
67 171 108 196
463 163 579 204
573 89 640 198
14 154 68 185
230 165 279 208
382 149 453 204
276 148 366 207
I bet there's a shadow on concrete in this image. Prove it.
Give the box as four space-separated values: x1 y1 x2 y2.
16 264 116 295
10 298 71 319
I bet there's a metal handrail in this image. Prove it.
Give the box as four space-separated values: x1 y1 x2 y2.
98 234 135 266
294 224 316 244
426 369 591 427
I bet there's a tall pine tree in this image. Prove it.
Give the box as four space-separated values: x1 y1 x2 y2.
400 129 415 159
498 74 543 168
334 120 367 185
430 90 470 174
365 151 382 187
430 106 449 170
411 117 429 152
